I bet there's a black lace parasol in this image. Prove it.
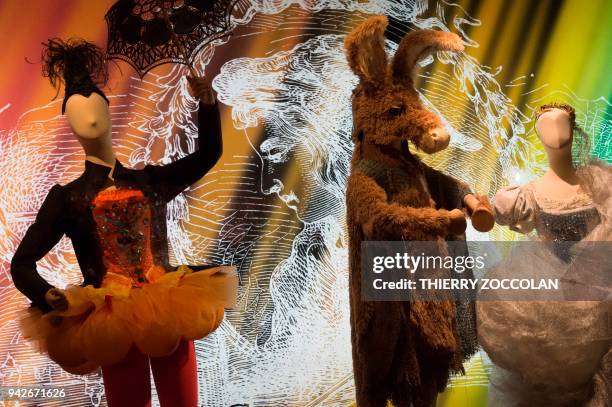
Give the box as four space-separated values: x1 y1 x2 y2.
105 0 238 77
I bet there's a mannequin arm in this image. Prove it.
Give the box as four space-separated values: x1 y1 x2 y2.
145 101 222 202
11 185 65 313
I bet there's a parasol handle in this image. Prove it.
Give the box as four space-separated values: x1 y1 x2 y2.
159 7 199 78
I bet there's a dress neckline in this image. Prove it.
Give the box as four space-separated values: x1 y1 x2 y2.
525 181 594 212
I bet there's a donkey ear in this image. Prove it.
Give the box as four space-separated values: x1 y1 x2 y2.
392 29 464 85
344 15 389 84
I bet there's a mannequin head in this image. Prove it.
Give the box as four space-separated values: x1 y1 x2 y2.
41 38 114 163
65 93 112 153
534 102 575 149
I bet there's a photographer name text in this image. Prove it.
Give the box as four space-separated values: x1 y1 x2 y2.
372 278 559 291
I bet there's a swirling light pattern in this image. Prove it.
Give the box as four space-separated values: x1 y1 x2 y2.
0 0 610 406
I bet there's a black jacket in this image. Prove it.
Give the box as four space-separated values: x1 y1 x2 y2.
11 102 222 313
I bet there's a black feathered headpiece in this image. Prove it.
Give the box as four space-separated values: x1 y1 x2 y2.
41 38 110 114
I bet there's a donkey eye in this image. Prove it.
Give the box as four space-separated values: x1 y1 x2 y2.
387 105 404 117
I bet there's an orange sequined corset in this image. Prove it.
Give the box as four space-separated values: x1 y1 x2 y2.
92 189 162 287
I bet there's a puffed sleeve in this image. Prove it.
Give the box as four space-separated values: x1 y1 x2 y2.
493 185 536 234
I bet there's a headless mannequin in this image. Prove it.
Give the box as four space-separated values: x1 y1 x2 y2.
42 76 215 406
44 76 213 310
44 93 115 310
532 108 581 199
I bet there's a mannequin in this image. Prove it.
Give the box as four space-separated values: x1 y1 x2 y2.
533 107 582 199
11 38 237 407
476 102 611 406
45 93 115 311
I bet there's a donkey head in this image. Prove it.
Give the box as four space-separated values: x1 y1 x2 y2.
345 16 464 159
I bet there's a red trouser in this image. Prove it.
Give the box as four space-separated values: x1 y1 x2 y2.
101 340 198 407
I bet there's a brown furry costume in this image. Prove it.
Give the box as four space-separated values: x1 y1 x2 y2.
345 16 478 407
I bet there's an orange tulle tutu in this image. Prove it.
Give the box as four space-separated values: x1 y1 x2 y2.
18 265 237 375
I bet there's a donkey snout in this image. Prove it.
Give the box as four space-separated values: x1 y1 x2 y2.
420 127 450 153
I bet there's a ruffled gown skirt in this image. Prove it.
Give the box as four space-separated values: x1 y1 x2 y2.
18 265 238 375
477 242 611 406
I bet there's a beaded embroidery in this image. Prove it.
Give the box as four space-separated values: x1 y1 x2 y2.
91 189 154 287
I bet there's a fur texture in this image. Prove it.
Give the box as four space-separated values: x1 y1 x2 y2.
345 16 472 407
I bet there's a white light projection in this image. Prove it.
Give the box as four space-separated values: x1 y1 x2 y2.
207 34 356 406
196 2 609 404
1 1 610 406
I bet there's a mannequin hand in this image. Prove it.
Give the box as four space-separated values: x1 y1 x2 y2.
448 208 467 235
187 75 215 106
45 288 68 312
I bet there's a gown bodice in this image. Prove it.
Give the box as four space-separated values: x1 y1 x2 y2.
92 188 161 287
494 181 601 241
537 208 599 241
